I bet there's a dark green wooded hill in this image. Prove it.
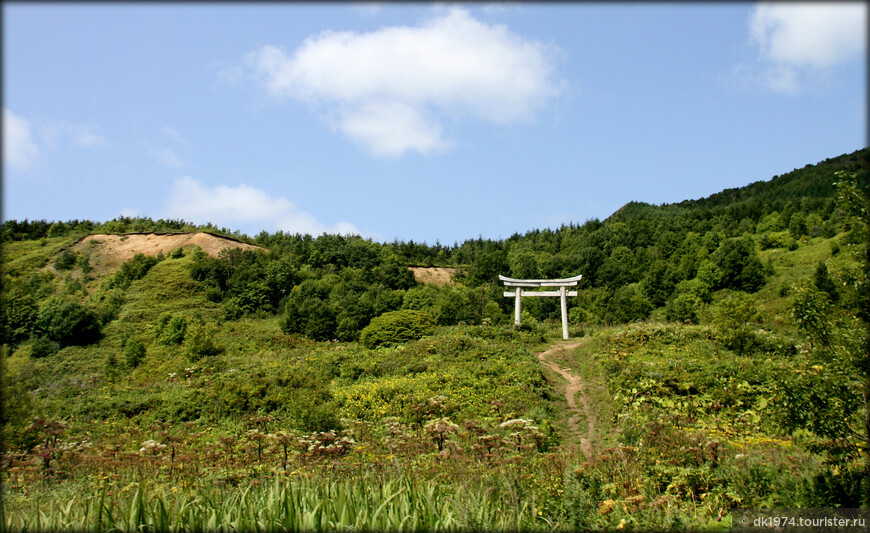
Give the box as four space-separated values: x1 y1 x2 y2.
608 147 867 222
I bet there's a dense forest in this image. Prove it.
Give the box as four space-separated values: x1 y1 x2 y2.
1 147 867 530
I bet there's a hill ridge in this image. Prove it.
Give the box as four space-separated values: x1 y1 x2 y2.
607 147 867 222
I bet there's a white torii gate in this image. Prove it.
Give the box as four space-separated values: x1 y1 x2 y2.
500 274 582 340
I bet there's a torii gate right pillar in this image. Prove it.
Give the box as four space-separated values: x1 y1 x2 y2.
560 285 568 340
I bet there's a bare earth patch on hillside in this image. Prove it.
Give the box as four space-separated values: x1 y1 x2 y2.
70 233 265 275
409 267 456 285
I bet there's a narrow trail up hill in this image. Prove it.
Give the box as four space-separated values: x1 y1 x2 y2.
537 341 596 459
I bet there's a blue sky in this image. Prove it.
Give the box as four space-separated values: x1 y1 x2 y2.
3 2 866 245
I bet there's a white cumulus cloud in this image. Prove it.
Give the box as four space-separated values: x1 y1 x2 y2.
339 102 450 157
747 2 866 92
163 176 359 236
3 108 40 170
243 7 562 157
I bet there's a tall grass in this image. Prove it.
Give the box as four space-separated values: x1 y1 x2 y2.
4 473 550 532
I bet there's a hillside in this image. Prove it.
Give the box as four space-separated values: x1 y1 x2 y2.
2 148 868 529
608 147 867 222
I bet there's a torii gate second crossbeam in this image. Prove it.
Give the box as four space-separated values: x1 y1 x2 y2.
499 274 582 340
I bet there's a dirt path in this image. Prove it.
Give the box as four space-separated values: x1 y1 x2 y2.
537 341 596 459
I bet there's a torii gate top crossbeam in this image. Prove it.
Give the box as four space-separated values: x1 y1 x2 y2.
498 274 582 287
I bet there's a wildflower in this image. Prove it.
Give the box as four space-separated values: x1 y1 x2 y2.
425 418 458 451
598 499 616 515
427 395 448 407
139 440 167 454
499 418 533 429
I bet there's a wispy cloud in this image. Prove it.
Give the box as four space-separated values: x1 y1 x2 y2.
161 126 187 144
740 2 867 93
162 176 360 236
148 146 187 169
42 120 110 150
242 7 563 157
4 109 111 172
69 124 110 149
147 127 190 169
3 108 40 170
351 3 383 17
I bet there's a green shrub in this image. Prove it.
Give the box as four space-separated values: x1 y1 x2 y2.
402 285 440 312
124 336 147 368
711 291 762 352
791 282 832 349
206 368 337 428
280 297 337 341
35 296 101 346
78 253 93 275
234 281 271 316
183 321 223 361
696 260 723 288
665 293 702 324
104 353 120 382
674 278 712 303
1 284 39 346
221 297 244 320
30 336 60 358
568 306 593 325
433 285 487 325
295 400 343 433
156 313 188 345
46 221 69 238
607 285 653 324
359 309 436 348
52 249 78 271
482 300 506 325
711 291 759 331
113 253 159 289
711 237 766 292
757 212 785 232
759 233 781 250
94 290 125 325
519 309 537 325
789 212 807 238
813 262 839 304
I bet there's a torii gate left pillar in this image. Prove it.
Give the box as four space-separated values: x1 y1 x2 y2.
500 274 582 340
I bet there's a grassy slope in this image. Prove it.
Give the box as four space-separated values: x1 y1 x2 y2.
2 149 866 529
2 235 82 276
6 226 861 529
